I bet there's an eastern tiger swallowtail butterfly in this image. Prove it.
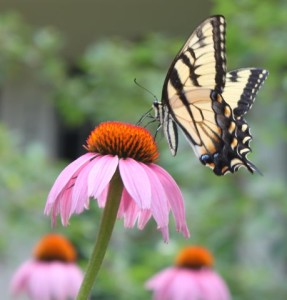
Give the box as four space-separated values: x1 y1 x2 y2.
153 15 268 175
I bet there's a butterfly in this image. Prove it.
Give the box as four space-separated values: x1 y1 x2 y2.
153 15 268 175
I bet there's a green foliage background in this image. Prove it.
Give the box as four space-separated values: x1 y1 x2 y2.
0 1 286 299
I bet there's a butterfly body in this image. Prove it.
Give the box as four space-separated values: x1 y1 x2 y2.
153 15 268 175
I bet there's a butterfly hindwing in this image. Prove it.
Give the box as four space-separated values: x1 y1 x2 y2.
168 88 257 175
223 68 269 117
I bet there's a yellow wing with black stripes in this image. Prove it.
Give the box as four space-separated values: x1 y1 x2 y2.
154 15 268 175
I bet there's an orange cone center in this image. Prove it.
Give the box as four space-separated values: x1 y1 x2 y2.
85 121 159 163
33 234 77 263
175 246 214 269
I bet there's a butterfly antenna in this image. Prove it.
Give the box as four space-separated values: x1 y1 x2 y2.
134 78 158 102
134 78 158 125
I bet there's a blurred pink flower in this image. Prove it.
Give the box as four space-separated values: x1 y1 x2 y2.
10 234 83 300
146 246 231 300
45 122 190 242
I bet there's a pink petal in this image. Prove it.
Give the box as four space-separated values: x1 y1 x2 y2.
147 269 200 300
146 268 176 300
146 268 231 300
11 261 83 300
45 153 95 214
117 188 133 219
97 184 109 208
45 263 83 300
119 158 151 209
27 263 51 300
137 209 152 229
145 267 175 289
59 182 75 225
159 226 169 242
117 188 140 228
50 199 60 226
66 264 83 297
118 189 152 230
46 263 68 299
88 155 119 199
171 271 201 299
125 195 144 228
197 270 231 300
10 261 34 296
123 200 140 228
71 156 101 214
140 163 170 241
150 164 190 238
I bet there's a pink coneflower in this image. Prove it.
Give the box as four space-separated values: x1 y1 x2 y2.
10 234 83 300
44 121 190 242
146 246 231 300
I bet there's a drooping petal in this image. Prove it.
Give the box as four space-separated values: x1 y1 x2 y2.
137 209 152 229
88 155 119 199
122 191 140 228
71 156 101 214
50 174 80 225
59 180 75 226
50 199 61 227
150 164 190 238
117 188 132 219
159 226 169 243
119 158 151 209
97 184 109 208
117 188 142 228
140 163 170 241
118 189 152 230
45 153 95 214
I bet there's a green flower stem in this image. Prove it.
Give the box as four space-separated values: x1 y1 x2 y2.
77 170 123 300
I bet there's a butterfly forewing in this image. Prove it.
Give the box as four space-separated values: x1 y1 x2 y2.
162 15 226 105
